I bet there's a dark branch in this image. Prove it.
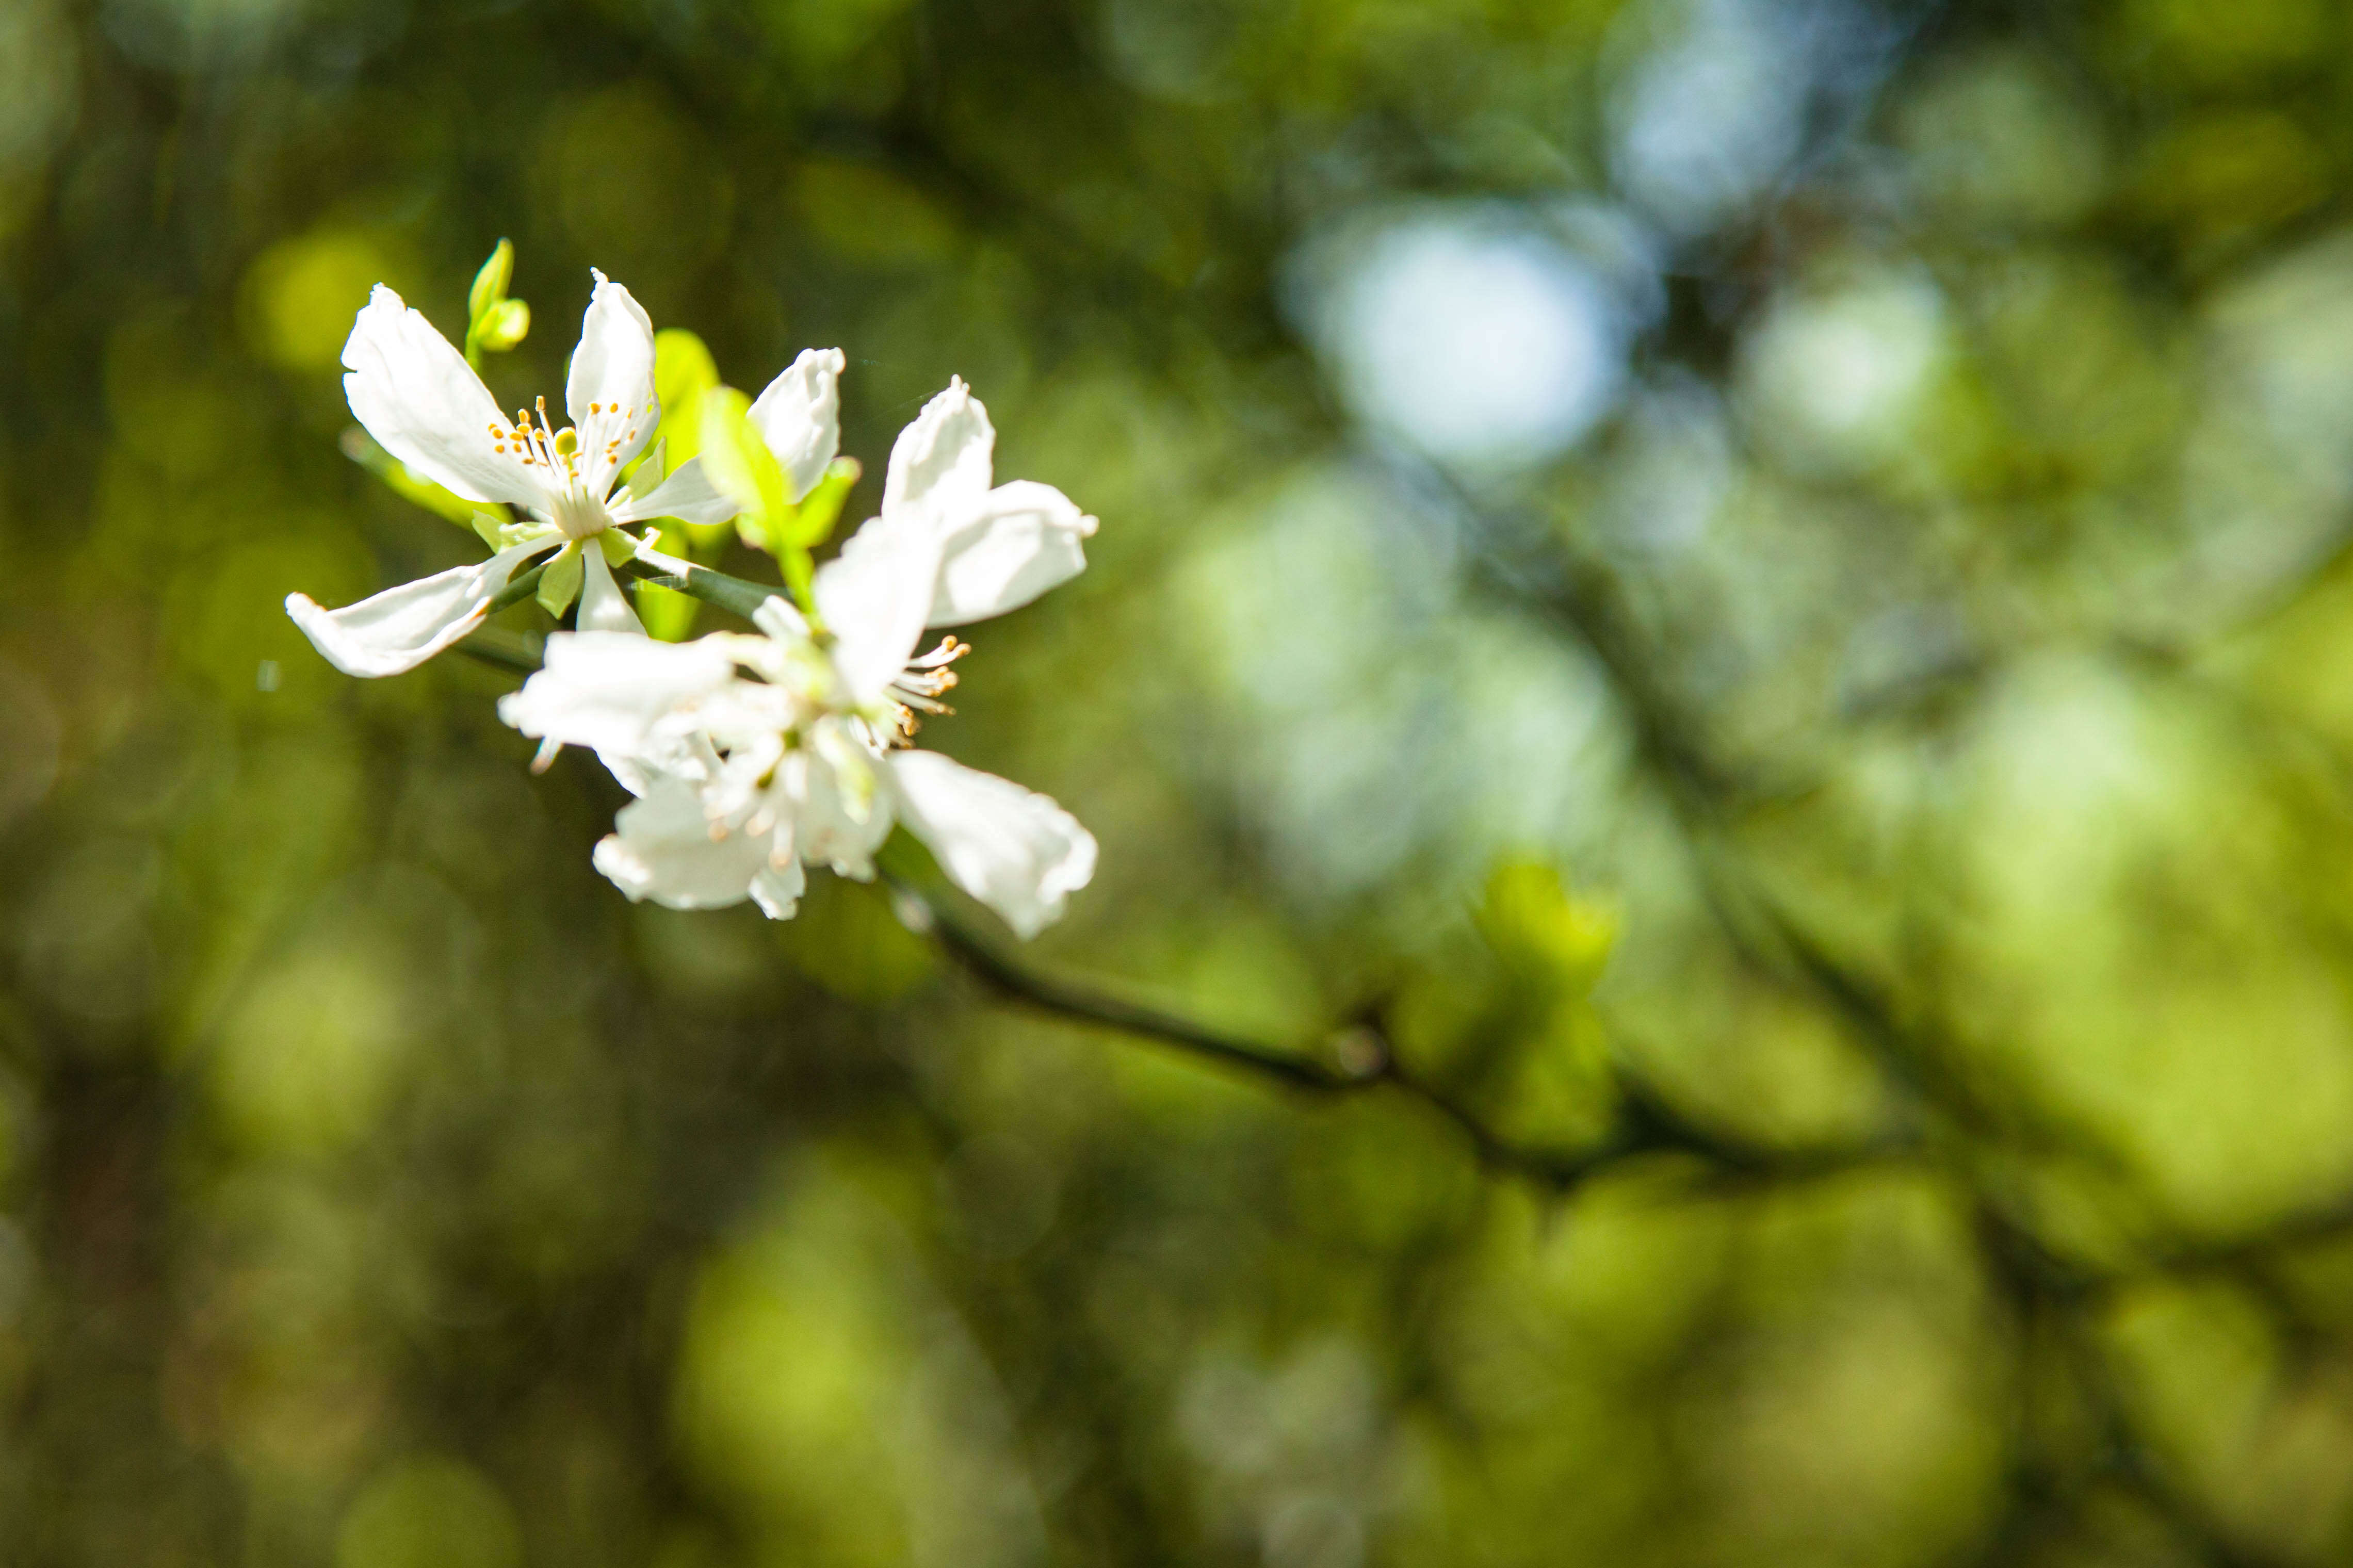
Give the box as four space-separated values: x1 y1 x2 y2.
910 884 1348 1094
893 878 1905 1198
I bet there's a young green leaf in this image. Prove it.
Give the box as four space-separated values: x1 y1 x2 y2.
463 239 528 366
654 330 719 465
698 385 793 550
467 238 514 325
536 543 585 618
781 456 862 550
476 297 529 353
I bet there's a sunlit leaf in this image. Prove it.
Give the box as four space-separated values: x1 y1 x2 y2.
536 542 583 618
700 384 797 564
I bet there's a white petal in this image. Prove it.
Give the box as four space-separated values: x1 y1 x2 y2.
882 377 994 525
890 750 1095 938
750 858 807 921
565 271 660 492
748 347 847 503
814 517 940 703
342 285 542 507
780 736 895 880
627 536 697 577
496 630 735 757
286 537 554 678
577 546 646 635
611 455 740 527
603 727 724 800
926 480 1098 627
751 595 810 641
591 775 771 910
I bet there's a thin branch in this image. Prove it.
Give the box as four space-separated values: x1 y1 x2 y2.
454 625 544 675
911 884 1347 1093
486 560 549 615
892 878 1903 1198
620 556 787 622
2102 1189 2353 1287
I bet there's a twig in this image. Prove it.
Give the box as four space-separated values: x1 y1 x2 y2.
454 625 544 675
619 553 787 622
893 878 1903 1198
911 884 1348 1093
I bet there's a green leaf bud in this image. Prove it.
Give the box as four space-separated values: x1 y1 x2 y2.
463 240 529 366
468 239 514 326
476 297 530 353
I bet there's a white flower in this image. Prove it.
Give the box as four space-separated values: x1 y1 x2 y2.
594 772 809 920
873 377 1098 626
284 272 739 677
500 378 1100 937
749 346 848 502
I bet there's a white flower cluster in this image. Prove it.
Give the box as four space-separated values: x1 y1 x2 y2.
286 268 1099 938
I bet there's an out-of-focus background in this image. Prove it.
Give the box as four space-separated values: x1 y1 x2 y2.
13 0 2353 1561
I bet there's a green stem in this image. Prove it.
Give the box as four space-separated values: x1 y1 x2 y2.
780 547 824 632
485 561 549 615
619 557 787 622
455 626 543 675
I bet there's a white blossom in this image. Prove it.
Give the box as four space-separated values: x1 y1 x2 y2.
748 346 848 502
284 272 738 677
874 377 1097 626
501 378 1099 937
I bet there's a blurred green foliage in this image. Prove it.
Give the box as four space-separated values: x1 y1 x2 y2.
17 0 2353 1563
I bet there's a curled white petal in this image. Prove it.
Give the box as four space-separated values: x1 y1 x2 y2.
285 537 555 678
751 596 810 641
750 860 807 921
815 518 940 704
564 271 660 494
883 377 994 525
749 347 847 503
611 455 739 528
592 774 776 910
926 480 1098 627
342 285 542 508
889 750 1095 938
497 630 736 758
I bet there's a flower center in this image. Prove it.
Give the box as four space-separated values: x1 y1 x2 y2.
548 486 614 541
488 394 651 539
